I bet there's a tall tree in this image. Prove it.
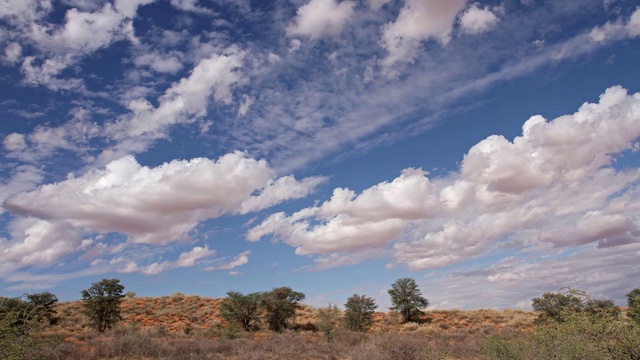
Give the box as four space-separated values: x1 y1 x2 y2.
388 277 429 323
219 291 262 332
344 294 376 332
261 287 305 332
81 278 125 333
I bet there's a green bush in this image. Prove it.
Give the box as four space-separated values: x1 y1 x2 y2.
316 303 342 340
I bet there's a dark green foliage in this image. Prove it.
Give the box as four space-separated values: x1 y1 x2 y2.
81 278 125 332
388 277 429 323
0 292 59 337
532 288 620 324
25 292 58 324
261 287 305 332
583 298 620 318
219 291 262 332
531 290 584 323
344 294 376 332
627 288 640 325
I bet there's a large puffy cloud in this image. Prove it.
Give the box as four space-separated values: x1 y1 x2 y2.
286 0 355 40
249 86 640 270
380 0 467 67
3 151 325 251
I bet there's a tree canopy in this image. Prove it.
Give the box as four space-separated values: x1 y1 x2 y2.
81 278 125 332
388 277 429 323
261 287 305 332
219 291 262 332
344 294 377 332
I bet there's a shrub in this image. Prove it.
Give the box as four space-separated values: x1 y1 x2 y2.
344 294 376 332
316 303 342 340
388 277 429 323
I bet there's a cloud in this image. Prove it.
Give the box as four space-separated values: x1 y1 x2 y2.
422 242 640 309
366 0 391 11
286 0 355 40
133 52 184 73
249 85 640 270
0 165 43 213
170 0 214 14
380 0 466 67
459 3 501 34
3 133 27 151
106 47 246 141
0 219 83 266
205 250 251 270
4 151 324 249
11 0 155 88
3 42 22 64
627 6 640 36
175 246 216 267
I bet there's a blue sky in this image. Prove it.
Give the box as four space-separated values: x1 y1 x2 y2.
1 0 640 310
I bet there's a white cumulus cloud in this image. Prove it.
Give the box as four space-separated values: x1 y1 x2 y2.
380 0 466 67
249 85 640 270
3 151 324 253
287 0 355 39
459 3 501 34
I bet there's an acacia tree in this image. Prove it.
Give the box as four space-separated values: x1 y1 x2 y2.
627 288 640 325
81 278 125 332
532 289 584 323
388 277 429 323
261 287 305 332
219 291 262 332
344 294 376 332
25 292 58 325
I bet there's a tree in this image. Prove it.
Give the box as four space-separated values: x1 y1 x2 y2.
627 288 640 325
532 289 584 323
261 287 305 332
584 298 620 318
0 292 59 336
388 277 429 323
25 292 58 325
219 291 262 332
81 278 125 332
344 294 376 332
316 303 342 340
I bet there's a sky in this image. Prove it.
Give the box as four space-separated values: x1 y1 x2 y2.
1 0 640 311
